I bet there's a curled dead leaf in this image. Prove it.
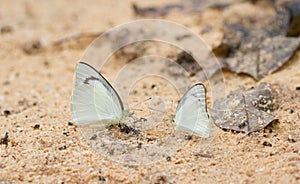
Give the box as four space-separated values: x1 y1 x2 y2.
211 83 277 133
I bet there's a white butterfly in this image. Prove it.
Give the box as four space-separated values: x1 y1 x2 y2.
71 62 210 138
71 62 128 127
174 84 211 138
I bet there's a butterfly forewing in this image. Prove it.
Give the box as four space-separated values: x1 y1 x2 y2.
174 83 210 138
70 62 124 126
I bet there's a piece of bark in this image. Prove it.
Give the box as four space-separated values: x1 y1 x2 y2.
211 83 277 133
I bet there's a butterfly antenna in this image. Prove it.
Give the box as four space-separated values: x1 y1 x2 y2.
130 108 143 111
130 97 152 108
148 107 165 113
171 99 175 113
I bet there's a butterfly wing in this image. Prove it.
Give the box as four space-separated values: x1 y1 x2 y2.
71 62 124 126
174 83 210 138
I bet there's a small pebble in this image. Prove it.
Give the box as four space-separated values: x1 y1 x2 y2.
33 124 40 129
140 117 147 122
63 131 69 136
262 141 272 147
289 109 294 114
16 127 23 132
146 137 153 142
166 156 171 161
58 145 67 150
296 86 300 91
255 167 265 172
184 135 192 140
68 122 74 126
288 135 296 143
21 39 43 54
3 81 10 85
1 25 13 34
3 110 10 116
130 90 138 95
137 142 142 149
99 176 106 181
1 132 9 145
43 61 49 67
90 134 97 140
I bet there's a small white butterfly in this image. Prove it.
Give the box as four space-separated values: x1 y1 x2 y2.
173 83 211 138
71 62 211 138
70 62 129 127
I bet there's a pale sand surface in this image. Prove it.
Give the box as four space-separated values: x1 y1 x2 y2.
0 0 299 183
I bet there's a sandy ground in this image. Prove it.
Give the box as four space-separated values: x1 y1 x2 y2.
0 0 299 183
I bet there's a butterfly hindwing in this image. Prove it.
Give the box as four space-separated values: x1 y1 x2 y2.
174 83 210 138
71 62 124 126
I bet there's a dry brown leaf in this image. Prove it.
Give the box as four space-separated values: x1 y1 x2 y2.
221 36 300 79
211 83 277 133
213 2 300 79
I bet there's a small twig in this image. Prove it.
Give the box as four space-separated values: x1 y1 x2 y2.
149 107 165 113
131 97 152 108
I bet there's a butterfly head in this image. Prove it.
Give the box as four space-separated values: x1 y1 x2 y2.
171 115 176 121
122 109 133 118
